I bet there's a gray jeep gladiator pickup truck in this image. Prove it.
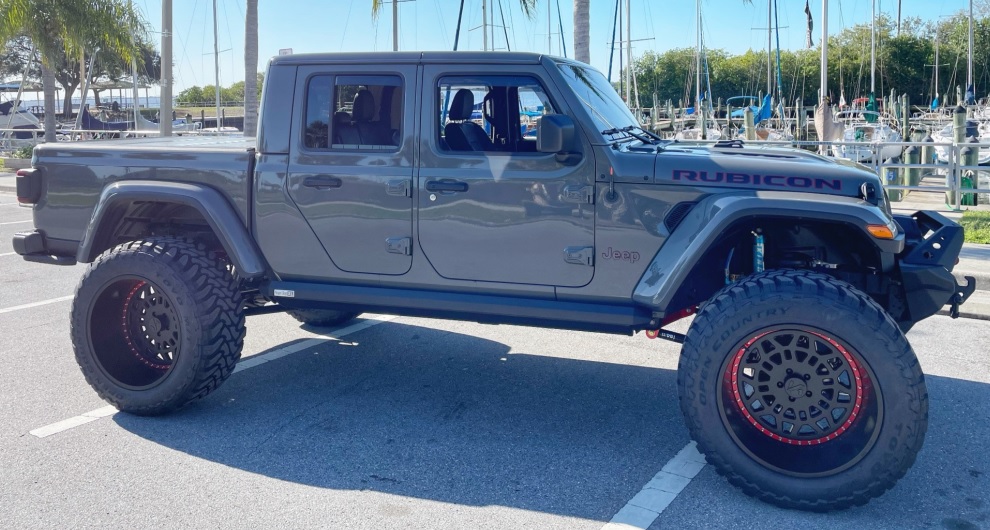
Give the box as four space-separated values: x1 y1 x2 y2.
13 52 976 511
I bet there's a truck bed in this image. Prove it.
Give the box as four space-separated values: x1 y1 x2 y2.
29 135 256 250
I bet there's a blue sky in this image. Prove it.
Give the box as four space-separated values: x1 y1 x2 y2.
135 0 976 94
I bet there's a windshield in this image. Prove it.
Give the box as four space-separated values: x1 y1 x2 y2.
555 61 638 138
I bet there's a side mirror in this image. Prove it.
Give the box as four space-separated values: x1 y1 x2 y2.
537 114 576 153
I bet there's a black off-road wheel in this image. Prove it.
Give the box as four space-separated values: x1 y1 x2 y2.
287 309 360 327
678 269 928 511
70 238 246 416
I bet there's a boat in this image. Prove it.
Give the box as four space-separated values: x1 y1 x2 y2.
675 0 721 140
930 121 990 165
836 0 902 162
0 84 43 140
833 110 902 163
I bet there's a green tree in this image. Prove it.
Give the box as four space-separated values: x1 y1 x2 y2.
0 0 147 141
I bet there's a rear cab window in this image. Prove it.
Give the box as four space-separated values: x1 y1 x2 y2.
304 74 403 150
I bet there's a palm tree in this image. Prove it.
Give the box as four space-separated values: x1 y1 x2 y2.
573 0 589 64
243 0 258 136
0 0 145 142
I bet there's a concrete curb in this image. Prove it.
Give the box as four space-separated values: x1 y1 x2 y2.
938 309 990 321
953 271 989 292
0 158 31 170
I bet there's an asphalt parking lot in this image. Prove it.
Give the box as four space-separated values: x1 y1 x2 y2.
1 190 988 529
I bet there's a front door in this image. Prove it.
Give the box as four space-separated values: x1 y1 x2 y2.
287 65 416 275
417 66 596 287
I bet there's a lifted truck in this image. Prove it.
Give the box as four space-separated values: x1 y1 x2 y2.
13 52 975 511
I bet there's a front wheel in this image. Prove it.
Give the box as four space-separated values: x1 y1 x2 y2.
678 270 928 511
71 238 245 416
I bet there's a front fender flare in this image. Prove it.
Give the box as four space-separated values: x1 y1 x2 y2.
632 191 904 311
77 180 267 279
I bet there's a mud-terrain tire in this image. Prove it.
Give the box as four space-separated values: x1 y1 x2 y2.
287 309 360 327
678 269 927 511
70 237 245 416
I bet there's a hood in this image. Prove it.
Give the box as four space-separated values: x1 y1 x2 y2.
652 143 880 200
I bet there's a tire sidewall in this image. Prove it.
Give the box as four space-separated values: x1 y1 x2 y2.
72 245 207 412
680 274 925 504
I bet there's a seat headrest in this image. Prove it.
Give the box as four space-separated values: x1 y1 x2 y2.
333 111 351 126
449 89 474 121
352 90 376 122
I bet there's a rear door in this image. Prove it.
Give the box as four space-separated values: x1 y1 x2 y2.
416 64 596 287
286 64 416 275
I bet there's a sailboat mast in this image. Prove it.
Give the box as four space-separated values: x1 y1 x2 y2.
212 0 221 128
767 0 772 96
482 0 488 51
968 0 974 90
820 0 827 102
870 0 876 94
696 0 701 110
625 0 632 107
935 28 940 100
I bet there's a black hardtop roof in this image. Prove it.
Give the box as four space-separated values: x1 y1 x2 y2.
269 50 580 67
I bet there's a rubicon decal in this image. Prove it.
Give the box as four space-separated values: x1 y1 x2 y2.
672 169 842 191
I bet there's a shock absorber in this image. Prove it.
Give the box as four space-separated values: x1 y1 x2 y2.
752 229 764 273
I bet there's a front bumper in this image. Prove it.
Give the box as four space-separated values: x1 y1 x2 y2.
894 211 976 329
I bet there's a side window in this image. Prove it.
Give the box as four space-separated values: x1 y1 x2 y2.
304 74 403 150
304 75 332 149
438 75 555 154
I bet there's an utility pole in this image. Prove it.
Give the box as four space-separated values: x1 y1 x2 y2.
130 0 140 127
897 0 902 37
212 0 221 129
393 0 399 51
161 0 172 136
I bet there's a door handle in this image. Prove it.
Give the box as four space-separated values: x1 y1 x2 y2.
425 180 469 193
303 176 343 189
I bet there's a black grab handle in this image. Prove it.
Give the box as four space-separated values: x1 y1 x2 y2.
303 176 343 189
425 180 469 193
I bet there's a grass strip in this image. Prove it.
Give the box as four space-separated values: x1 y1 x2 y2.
960 210 990 244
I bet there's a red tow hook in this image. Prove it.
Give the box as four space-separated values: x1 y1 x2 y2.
644 306 697 343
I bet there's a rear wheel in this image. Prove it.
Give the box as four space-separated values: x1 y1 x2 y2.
678 269 927 511
71 238 245 415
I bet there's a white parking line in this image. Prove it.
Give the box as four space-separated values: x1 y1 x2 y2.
29 314 397 438
0 219 32 225
0 251 16 257
0 295 73 315
602 442 707 530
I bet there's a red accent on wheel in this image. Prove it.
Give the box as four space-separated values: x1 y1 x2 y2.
726 329 865 445
120 280 171 371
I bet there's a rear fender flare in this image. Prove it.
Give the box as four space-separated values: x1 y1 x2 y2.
77 180 267 279
632 192 903 311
